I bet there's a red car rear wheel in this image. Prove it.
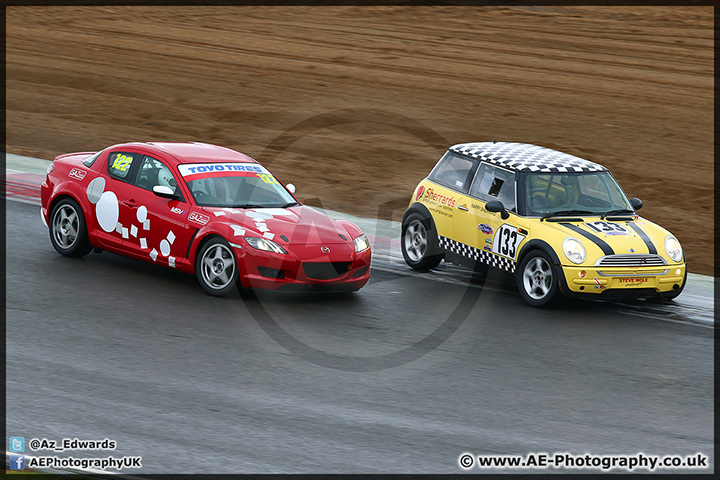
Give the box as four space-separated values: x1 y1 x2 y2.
49 198 93 257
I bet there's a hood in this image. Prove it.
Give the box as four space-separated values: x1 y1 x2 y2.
544 216 672 261
204 205 353 245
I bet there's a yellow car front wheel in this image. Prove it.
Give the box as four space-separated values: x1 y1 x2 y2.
517 250 560 307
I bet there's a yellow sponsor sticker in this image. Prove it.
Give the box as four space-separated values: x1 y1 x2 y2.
257 173 280 185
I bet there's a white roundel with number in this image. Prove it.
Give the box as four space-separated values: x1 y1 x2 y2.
584 221 629 236
492 224 526 259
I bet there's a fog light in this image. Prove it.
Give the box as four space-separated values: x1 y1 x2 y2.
579 270 586 278
675 268 681 276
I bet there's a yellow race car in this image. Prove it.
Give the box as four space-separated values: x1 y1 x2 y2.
401 142 686 307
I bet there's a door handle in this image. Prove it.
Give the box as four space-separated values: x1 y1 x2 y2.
122 199 138 208
457 205 469 211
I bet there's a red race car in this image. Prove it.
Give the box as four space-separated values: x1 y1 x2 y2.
41 142 371 295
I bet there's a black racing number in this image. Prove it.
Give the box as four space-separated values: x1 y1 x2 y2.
501 228 517 257
493 224 525 259
585 221 627 233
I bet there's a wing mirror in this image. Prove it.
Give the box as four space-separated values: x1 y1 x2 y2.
630 197 643 210
153 185 177 199
286 183 296 194
485 200 509 220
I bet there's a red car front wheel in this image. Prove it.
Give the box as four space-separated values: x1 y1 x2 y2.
195 237 239 296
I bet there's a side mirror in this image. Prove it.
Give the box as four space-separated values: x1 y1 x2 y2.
286 183 296 194
486 200 509 220
630 197 643 210
153 185 177 199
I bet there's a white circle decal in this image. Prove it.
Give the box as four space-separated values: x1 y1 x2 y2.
96 191 119 233
160 239 171 257
137 206 148 223
86 177 106 204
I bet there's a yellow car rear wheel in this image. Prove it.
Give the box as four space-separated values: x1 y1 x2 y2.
401 213 442 271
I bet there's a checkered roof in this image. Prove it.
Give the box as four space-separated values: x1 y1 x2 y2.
450 142 606 173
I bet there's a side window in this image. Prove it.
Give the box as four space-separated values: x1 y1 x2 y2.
429 153 479 193
470 163 517 212
107 152 139 180
133 156 184 202
82 150 103 167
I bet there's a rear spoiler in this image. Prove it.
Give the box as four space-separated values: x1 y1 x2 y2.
53 151 97 161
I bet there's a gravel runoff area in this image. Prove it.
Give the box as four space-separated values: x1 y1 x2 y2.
5 6 713 275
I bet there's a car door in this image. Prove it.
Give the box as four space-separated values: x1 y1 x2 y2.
90 151 139 251
455 162 526 264
425 152 479 242
114 153 192 268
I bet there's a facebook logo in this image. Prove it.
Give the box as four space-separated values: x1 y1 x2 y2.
9 455 25 470
9 437 25 452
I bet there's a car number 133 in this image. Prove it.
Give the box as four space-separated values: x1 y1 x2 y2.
492 224 526 259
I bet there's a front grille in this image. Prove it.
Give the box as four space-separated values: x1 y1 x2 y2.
303 262 352 280
594 254 667 267
600 288 658 298
596 269 668 277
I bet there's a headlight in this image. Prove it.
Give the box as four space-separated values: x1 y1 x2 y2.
563 237 586 264
245 236 287 254
353 234 370 253
664 235 683 263
46 163 55 175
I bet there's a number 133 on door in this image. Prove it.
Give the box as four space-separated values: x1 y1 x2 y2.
492 224 526 259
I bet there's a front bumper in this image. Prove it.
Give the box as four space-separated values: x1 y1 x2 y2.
40 207 49 227
559 264 686 297
235 242 371 291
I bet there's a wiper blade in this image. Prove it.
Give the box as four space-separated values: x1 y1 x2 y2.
230 204 265 209
602 209 635 218
541 209 594 220
231 202 298 209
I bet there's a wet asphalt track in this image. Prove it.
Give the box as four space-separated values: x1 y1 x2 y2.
5 200 714 474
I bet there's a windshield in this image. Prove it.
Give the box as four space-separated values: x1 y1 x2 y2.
178 163 297 208
524 171 633 216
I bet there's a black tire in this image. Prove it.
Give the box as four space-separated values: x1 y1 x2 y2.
517 250 560 307
401 212 442 270
657 268 687 300
49 198 93 257
195 237 239 296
